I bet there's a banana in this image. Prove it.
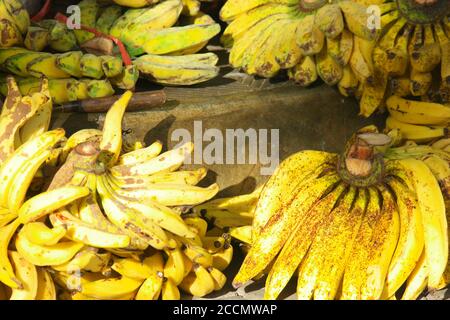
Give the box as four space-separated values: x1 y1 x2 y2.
316 42 343 86
386 116 447 143
0 47 28 70
219 0 297 22
2 0 29 35
4 51 51 77
410 69 432 97
50 210 131 249
80 276 143 300
423 155 450 196
96 5 123 35
296 14 324 56
233 171 340 288
314 3 344 39
24 27 49 52
111 141 193 177
328 28 353 67
0 129 65 207
288 55 318 87
179 264 215 297
338 65 359 97
229 226 252 245
386 95 450 126
118 140 162 165
112 0 154 8
35 268 56 300
112 254 164 281
96 175 169 250
382 176 424 298
99 90 133 165
9 251 37 300
229 14 289 68
110 64 139 90
20 78 53 144
119 0 184 55
390 76 411 97
349 36 374 84
272 19 302 69
61 129 102 162
80 54 104 80
56 51 83 78
100 56 123 78
338 0 377 40
74 0 98 45
0 212 17 228
138 23 220 55
135 254 164 300
44 20 77 53
52 248 111 274
15 229 83 267
402 250 428 300
221 4 294 48
134 53 219 86
209 267 227 291
264 182 346 300
241 19 288 78
410 24 441 73
434 22 450 88
22 222 66 246
0 219 22 289
182 0 200 16
6 148 51 213
164 248 186 285
27 55 70 79
161 278 180 300
359 72 388 117
184 217 208 238
392 158 448 289
212 243 233 271
0 18 22 47
372 18 408 77
106 184 197 238
18 185 89 224
296 187 358 300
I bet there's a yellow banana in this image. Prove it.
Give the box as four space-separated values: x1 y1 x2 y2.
314 3 344 39
179 264 215 297
99 90 133 166
316 42 343 86
15 229 83 267
135 253 164 300
161 278 180 300
393 158 448 289
80 276 143 300
288 55 318 86
209 267 227 291
410 69 432 97
402 250 428 300
0 219 22 289
9 251 37 300
386 116 447 143
164 248 186 285
296 14 324 56
18 186 90 224
22 222 66 246
212 243 233 271
24 27 49 52
35 268 56 300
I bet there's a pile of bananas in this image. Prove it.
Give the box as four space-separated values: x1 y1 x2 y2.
220 0 449 117
0 77 234 300
0 0 222 105
225 126 450 300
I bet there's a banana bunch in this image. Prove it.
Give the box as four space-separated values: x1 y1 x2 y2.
220 0 449 118
231 126 449 300
0 88 235 300
385 95 450 143
0 0 30 48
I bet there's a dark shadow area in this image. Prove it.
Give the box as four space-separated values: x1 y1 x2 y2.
216 176 257 198
143 115 177 150
59 113 98 137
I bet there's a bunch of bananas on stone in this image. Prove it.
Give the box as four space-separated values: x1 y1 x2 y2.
219 125 450 300
0 0 221 105
220 0 449 116
0 77 234 300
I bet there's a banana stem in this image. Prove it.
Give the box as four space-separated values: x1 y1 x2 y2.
337 133 390 187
